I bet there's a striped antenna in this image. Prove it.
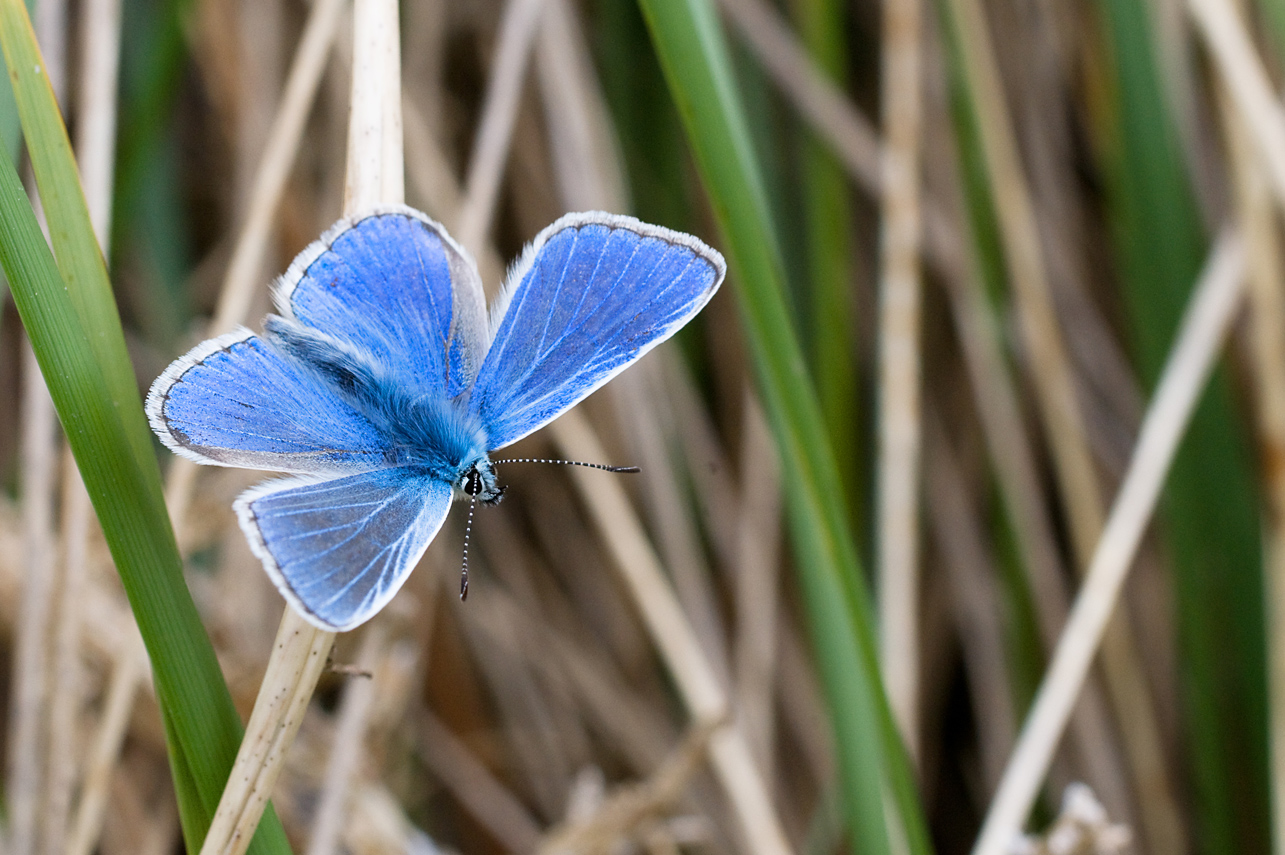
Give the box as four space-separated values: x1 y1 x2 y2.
491 457 641 473
459 496 476 601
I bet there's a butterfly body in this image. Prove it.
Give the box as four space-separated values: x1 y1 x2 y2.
149 205 724 631
263 314 501 502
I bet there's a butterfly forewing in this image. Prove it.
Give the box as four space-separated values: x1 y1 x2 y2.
277 206 488 399
469 213 724 450
236 469 454 631
146 330 390 474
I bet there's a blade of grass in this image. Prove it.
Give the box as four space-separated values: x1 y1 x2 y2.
0 3 291 851
796 0 858 513
0 134 290 855
634 0 932 851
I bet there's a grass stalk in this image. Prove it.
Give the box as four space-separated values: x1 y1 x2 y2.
200 0 405 850
876 0 926 762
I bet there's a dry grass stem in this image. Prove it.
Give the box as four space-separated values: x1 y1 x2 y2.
200 609 334 855
924 106 1123 801
73 0 121 245
211 0 345 335
876 0 926 762
205 1 403 848
973 230 1245 855
943 0 1099 591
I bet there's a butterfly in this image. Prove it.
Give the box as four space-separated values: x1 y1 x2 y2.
146 206 725 632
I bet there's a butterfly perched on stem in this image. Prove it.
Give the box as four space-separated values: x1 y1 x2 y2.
147 206 725 631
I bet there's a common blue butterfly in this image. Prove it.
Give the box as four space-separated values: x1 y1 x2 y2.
146 206 725 631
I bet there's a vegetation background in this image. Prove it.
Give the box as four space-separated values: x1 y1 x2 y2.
0 0 1279 852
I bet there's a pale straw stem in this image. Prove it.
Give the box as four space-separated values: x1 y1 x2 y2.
972 230 1245 855
74 0 121 247
455 0 546 252
213 0 346 334
9 10 68 854
199 609 334 855
201 0 402 850
876 0 925 763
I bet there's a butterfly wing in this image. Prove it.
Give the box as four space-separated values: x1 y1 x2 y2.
146 330 390 474
468 213 725 449
276 205 488 400
236 468 453 631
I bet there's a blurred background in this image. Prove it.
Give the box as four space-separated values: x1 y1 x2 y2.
0 0 1280 852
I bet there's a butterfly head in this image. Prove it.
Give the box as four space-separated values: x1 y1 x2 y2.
459 456 504 506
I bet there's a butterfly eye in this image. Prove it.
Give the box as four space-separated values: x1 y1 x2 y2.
464 468 482 497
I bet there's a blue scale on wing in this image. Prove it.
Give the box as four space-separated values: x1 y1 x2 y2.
160 334 389 473
240 469 453 631
286 214 464 399
470 223 719 449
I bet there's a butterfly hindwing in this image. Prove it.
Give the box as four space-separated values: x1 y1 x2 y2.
146 330 389 474
277 206 488 400
469 212 724 449
236 469 454 631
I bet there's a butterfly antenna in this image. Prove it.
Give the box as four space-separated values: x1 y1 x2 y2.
491 457 641 474
459 496 476 601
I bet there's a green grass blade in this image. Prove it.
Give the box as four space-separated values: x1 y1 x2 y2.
633 0 932 850
1093 0 1270 850
796 0 859 507
0 3 291 850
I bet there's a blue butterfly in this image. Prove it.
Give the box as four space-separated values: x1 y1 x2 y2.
146 206 725 631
